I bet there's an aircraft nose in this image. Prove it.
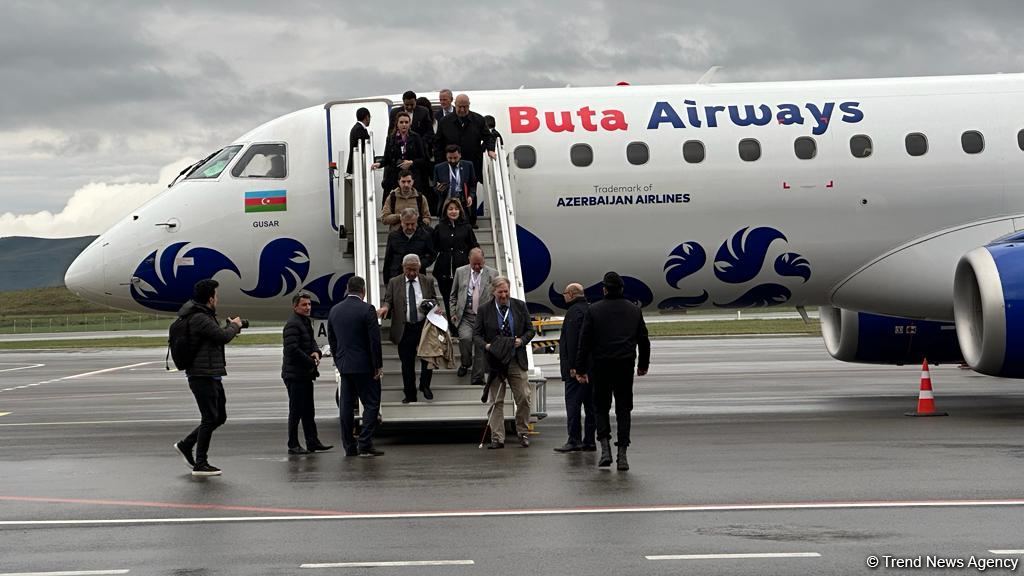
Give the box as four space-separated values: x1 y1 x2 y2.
65 242 105 299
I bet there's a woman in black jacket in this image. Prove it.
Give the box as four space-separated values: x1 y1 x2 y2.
376 111 432 208
432 197 479 317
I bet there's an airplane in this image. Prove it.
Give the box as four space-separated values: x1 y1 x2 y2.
63 71 1024 419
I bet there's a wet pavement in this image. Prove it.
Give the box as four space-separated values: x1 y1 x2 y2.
1 338 1024 575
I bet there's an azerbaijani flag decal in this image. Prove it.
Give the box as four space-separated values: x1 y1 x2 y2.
245 190 287 213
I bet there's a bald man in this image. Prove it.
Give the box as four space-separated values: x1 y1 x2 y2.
434 94 495 229
554 282 596 452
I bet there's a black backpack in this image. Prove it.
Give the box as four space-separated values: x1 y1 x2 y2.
167 310 199 371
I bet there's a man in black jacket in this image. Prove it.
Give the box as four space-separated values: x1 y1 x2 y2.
474 276 535 449
281 292 332 455
382 209 435 283
554 283 596 453
172 279 243 477
434 94 496 229
575 272 650 471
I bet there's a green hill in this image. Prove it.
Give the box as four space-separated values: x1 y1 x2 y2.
0 236 97 291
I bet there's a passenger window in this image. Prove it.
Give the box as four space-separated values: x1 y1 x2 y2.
961 130 984 154
232 143 287 178
850 135 873 158
682 140 705 164
185 145 243 180
738 139 761 162
513 145 536 169
626 142 649 165
905 133 928 157
570 144 593 167
794 136 817 160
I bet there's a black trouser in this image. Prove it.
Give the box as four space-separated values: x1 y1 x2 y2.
398 321 432 401
564 377 597 447
284 377 319 449
182 376 227 465
437 275 454 318
591 359 635 447
339 372 381 454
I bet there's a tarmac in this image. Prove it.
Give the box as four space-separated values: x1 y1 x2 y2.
1 337 1023 575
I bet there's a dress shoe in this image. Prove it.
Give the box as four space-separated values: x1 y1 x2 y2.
553 442 582 453
519 434 530 448
344 449 359 457
457 365 469 377
359 447 385 457
308 443 333 452
581 444 597 452
420 387 434 400
487 440 504 449
288 446 310 455
401 398 416 404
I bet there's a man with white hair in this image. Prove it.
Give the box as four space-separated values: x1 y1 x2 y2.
382 207 435 283
379 253 439 402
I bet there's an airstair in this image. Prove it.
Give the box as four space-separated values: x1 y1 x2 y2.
343 139 546 424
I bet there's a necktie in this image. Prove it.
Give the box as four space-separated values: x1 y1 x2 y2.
500 305 511 337
450 164 460 194
408 279 417 323
470 272 480 314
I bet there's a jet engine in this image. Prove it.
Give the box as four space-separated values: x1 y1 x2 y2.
953 236 1024 378
821 306 962 365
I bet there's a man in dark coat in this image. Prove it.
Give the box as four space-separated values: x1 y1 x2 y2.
554 283 596 453
382 209 436 283
172 279 243 477
388 90 434 144
347 107 371 175
474 276 535 449
575 271 650 471
281 292 331 455
328 276 385 457
434 94 495 229
433 144 477 218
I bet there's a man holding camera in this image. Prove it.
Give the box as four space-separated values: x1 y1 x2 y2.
281 292 332 455
172 279 243 477
378 254 438 403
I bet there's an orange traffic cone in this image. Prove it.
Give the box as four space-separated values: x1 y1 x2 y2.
905 359 948 417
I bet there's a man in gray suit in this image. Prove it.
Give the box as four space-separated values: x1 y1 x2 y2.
378 254 439 403
327 276 384 457
448 247 497 385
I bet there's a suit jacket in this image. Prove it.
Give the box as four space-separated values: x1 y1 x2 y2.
435 107 455 124
433 160 477 201
389 105 434 143
347 121 370 174
558 297 589 380
328 295 383 375
473 297 535 370
448 264 498 326
383 273 439 344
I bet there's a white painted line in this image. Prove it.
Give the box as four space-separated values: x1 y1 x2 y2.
0 571 130 576
990 550 1024 554
0 363 45 373
1 498 1024 527
60 362 157 381
301 560 474 568
647 552 821 561
0 416 284 427
0 412 10 417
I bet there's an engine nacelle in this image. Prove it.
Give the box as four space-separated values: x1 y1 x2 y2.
821 306 962 365
953 237 1024 378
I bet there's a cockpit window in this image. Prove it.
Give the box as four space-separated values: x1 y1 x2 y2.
231 143 288 178
184 145 243 180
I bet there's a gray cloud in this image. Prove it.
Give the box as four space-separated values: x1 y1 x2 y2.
4 0 1024 223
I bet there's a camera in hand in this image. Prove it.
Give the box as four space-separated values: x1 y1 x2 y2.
226 318 249 329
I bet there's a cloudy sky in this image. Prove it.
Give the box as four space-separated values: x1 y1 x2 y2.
3 0 1024 237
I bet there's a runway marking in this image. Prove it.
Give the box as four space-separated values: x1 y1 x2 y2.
0 571 129 576
301 560 474 568
0 416 285 427
0 362 160 394
0 496 347 516
0 363 45 373
2 497 1024 527
647 552 821 561
0 413 9 417
991 550 1024 554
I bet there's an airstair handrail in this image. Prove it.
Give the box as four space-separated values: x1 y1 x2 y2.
362 136 382 311
350 143 367 283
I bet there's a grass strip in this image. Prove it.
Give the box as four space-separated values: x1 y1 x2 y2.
0 319 819 350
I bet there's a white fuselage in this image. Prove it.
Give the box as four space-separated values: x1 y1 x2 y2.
65 74 1024 322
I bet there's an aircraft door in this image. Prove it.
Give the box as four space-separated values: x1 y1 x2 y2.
325 99 392 241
